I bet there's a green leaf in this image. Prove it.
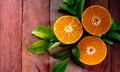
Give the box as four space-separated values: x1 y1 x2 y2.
75 0 85 18
58 4 76 15
102 36 114 44
71 55 85 68
28 40 51 54
32 26 57 41
71 45 85 68
98 35 102 38
63 0 75 6
47 26 58 41
72 45 80 58
48 42 61 51
108 18 115 32
51 51 69 59
113 22 120 31
52 58 69 72
109 18 120 32
107 32 120 41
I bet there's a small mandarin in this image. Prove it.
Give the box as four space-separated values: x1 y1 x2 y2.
82 5 111 36
54 16 83 44
78 36 107 65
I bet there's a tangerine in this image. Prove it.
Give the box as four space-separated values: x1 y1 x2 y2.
54 16 83 44
82 5 111 36
78 36 107 65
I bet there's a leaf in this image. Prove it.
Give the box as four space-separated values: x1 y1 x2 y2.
32 26 57 41
75 0 85 18
113 22 120 31
28 40 51 54
71 45 85 68
109 18 120 32
71 55 85 68
102 36 114 44
48 42 61 51
51 51 69 59
52 58 69 72
107 32 120 41
47 26 58 41
72 45 80 58
63 0 75 6
58 4 76 15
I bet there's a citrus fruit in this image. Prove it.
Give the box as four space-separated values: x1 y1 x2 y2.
78 36 107 65
54 16 83 44
82 5 111 36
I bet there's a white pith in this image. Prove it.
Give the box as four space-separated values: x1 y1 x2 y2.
92 16 101 26
64 25 73 33
86 46 96 55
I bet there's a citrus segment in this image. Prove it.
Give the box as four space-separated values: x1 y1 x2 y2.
54 16 83 44
78 36 107 65
82 5 111 36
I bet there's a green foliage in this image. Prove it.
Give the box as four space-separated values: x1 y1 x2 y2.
75 0 85 18
32 26 57 41
101 36 113 45
107 32 120 41
28 26 60 54
58 4 76 15
28 40 51 54
101 18 120 44
48 42 61 51
52 58 69 72
51 51 69 59
71 45 85 68
63 0 75 6
58 0 85 18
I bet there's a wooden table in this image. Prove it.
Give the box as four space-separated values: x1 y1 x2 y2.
0 0 120 72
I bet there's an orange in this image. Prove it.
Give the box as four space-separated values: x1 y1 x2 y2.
82 5 111 36
54 16 83 44
78 36 107 65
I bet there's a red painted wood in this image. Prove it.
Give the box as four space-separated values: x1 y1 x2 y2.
22 0 50 72
0 0 22 72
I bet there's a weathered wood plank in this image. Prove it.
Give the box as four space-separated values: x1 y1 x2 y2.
110 43 120 72
22 0 50 72
109 0 120 22
109 0 120 72
0 0 22 72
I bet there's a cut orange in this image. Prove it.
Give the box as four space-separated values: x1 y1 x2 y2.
78 36 107 65
54 16 83 44
82 5 111 36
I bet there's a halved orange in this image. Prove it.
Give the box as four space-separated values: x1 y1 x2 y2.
54 16 83 44
78 36 107 65
82 5 111 36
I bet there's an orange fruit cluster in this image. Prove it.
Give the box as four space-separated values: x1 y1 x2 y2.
53 5 111 65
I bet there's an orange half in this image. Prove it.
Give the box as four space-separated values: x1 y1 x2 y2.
82 5 111 36
54 16 83 44
78 36 107 65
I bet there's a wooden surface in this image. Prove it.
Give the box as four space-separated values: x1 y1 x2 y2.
0 0 120 72
0 0 22 72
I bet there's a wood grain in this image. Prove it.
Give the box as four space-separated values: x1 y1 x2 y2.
109 0 120 72
0 0 22 72
22 0 50 72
